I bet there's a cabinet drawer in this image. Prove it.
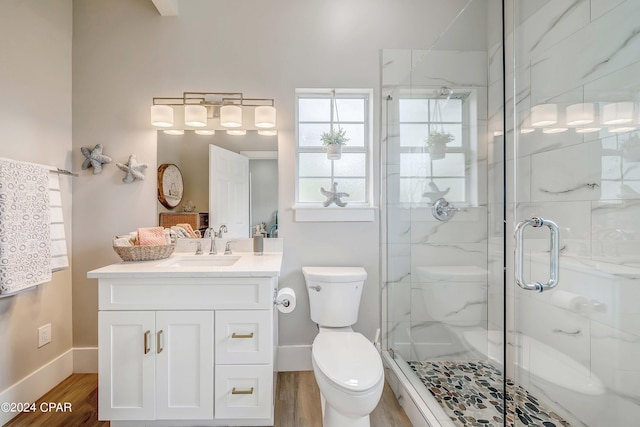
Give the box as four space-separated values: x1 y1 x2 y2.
215 364 273 419
216 310 272 364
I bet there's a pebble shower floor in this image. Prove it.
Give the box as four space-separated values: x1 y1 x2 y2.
408 360 572 427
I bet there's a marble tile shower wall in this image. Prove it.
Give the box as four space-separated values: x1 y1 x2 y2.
382 48 490 362
486 0 640 425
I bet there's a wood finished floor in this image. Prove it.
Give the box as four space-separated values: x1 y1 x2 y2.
5 372 412 427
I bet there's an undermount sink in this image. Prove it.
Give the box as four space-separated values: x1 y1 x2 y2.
158 255 241 268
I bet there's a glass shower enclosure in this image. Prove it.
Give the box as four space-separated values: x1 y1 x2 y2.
382 1 640 426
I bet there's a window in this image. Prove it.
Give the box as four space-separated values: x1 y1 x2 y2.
398 94 471 205
294 89 374 221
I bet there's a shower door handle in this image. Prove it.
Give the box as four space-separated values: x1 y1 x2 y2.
514 217 559 292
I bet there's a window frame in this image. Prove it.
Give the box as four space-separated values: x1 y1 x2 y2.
396 90 474 206
293 88 375 221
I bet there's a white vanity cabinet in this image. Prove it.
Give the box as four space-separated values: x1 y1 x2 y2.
89 258 282 427
98 310 214 421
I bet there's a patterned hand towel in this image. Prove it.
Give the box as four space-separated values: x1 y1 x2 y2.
0 159 52 294
137 227 167 246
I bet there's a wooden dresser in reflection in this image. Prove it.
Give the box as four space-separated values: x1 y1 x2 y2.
159 212 209 234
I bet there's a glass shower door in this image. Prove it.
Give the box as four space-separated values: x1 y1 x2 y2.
509 0 640 425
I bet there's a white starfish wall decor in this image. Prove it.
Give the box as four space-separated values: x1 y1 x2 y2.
116 154 148 184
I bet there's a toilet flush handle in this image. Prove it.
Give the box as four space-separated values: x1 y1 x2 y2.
309 285 322 292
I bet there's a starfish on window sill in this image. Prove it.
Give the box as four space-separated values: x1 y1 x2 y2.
320 182 350 207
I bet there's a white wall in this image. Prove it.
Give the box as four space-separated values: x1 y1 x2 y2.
0 0 73 390
72 0 472 352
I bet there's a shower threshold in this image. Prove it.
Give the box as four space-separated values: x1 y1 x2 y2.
408 359 571 427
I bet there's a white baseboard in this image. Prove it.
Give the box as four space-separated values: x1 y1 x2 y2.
277 345 312 371
73 347 98 373
0 349 73 426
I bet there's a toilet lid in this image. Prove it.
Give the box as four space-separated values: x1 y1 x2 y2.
312 332 383 392
302 266 367 282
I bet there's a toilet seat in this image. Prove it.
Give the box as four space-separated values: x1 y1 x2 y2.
312 332 383 393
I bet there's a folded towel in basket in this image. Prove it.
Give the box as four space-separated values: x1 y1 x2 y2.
137 227 166 246
176 223 198 238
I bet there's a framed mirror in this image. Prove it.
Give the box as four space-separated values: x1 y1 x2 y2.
157 131 278 238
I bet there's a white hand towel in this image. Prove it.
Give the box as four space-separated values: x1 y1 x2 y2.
0 159 52 294
49 173 69 272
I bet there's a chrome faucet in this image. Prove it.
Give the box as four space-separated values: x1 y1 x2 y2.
216 225 228 238
224 240 236 255
192 241 203 255
204 227 217 255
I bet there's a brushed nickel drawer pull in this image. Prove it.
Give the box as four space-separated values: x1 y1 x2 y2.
231 387 254 395
143 330 151 355
157 330 163 354
231 332 254 339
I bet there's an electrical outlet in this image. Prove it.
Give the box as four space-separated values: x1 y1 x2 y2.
38 323 51 348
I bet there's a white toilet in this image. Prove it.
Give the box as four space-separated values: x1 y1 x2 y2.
303 266 384 427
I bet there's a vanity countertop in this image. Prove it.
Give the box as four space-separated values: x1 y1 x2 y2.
87 251 283 279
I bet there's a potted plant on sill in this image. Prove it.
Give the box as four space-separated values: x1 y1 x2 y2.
321 127 349 160
425 130 454 160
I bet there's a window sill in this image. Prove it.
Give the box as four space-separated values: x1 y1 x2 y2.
292 205 377 222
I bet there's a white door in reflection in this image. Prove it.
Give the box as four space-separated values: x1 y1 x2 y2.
209 145 250 238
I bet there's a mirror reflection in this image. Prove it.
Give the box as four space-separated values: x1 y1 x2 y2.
157 131 278 238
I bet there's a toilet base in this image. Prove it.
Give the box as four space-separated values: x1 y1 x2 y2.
322 393 371 427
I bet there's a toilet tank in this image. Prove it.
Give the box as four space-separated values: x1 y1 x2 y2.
302 267 367 327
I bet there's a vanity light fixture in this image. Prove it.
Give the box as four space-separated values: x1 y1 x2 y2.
163 129 184 135
609 126 636 133
542 127 568 134
194 129 215 135
220 105 242 127
258 129 278 136
151 91 277 132
602 102 634 125
575 127 601 133
530 103 558 127
227 129 247 136
151 105 174 127
184 105 207 127
255 105 277 128
566 103 595 126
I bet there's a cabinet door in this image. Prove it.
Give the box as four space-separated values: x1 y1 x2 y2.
215 310 272 364
98 311 155 420
156 311 214 420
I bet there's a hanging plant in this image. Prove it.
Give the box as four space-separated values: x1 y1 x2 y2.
321 128 349 160
321 90 350 160
425 130 454 160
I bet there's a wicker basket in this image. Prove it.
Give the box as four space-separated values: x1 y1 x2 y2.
113 242 175 262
